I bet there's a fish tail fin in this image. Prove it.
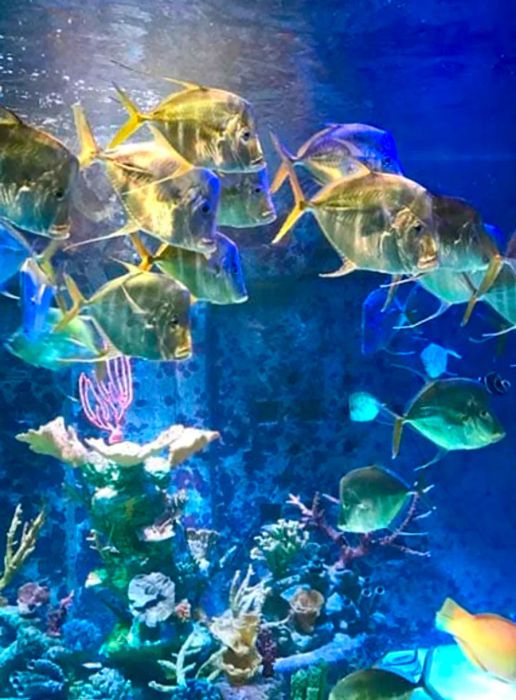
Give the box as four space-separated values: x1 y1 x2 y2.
270 130 308 244
270 137 298 194
130 233 157 271
435 598 470 635
53 274 86 331
419 649 444 700
392 416 405 458
461 254 503 326
108 83 147 148
73 104 100 167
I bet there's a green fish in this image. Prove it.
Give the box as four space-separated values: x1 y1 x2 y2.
482 258 516 330
109 79 264 173
58 266 192 361
329 650 442 700
218 167 276 228
338 465 422 534
271 122 402 193
392 378 505 457
69 106 219 255
0 107 79 238
5 308 101 371
133 232 248 305
271 135 438 277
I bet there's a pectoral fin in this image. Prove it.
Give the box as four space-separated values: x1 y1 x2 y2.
319 259 357 278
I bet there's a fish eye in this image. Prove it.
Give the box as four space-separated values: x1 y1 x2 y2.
254 185 262 193
213 263 222 276
169 314 179 327
55 189 65 201
412 223 423 234
200 202 211 215
241 129 251 142
480 409 489 419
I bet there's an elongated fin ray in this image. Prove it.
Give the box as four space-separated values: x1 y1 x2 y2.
461 254 503 325
270 130 309 244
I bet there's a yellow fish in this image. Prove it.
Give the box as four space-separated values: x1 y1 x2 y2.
271 134 438 278
109 79 264 173
436 598 516 683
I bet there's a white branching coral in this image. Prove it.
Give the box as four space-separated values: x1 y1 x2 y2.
0 505 45 591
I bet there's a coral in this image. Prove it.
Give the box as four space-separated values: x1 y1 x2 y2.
186 528 219 572
287 493 430 568
0 506 46 592
168 679 223 699
289 663 327 700
217 678 285 700
17 583 50 616
10 658 66 699
210 568 269 686
148 626 214 693
16 417 88 467
61 618 103 654
251 520 308 579
69 668 134 699
128 572 176 628
275 633 365 674
47 592 74 637
288 588 325 634
256 628 277 678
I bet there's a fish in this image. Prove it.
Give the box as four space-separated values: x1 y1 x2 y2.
419 343 461 379
338 465 427 534
431 195 499 272
271 134 438 278
218 167 276 228
0 221 31 286
392 378 505 457
506 231 516 258
329 649 442 700
0 106 79 237
133 232 248 305
109 79 264 173
5 307 102 371
271 123 402 193
20 258 56 341
436 598 516 683
361 285 412 355
480 372 511 395
480 257 516 331
68 105 219 255
57 266 192 361
349 391 383 422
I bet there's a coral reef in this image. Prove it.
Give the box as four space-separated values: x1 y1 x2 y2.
68 668 134 699
289 663 327 700
0 506 45 593
251 520 308 579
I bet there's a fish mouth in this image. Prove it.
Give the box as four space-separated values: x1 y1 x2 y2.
261 210 277 224
249 156 265 170
417 254 438 271
49 223 71 239
174 341 192 360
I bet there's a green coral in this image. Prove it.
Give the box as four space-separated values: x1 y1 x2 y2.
251 519 309 578
290 664 327 700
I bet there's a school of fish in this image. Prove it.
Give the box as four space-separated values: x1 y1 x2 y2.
0 67 514 696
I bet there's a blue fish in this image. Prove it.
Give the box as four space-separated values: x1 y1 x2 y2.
20 258 56 341
0 221 30 286
361 285 416 355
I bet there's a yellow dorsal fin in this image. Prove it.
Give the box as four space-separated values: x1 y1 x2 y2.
110 59 207 93
130 234 156 271
147 124 192 176
270 130 309 245
73 104 100 167
109 83 148 148
0 106 23 126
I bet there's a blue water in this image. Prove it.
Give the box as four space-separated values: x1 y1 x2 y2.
0 1 515 698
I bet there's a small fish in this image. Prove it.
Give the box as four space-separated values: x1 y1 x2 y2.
133 232 248 305
20 258 56 341
349 391 382 422
436 598 516 683
480 372 511 396
218 167 276 228
361 286 408 355
58 266 192 361
5 308 101 371
338 465 427 534
109 78 264 172
70 105 219 255
0 106 79 237
271 134 438 278
392 378 505 457
419 343 461 379
271 123 402 193
329 649 442 700
0 221 31 286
